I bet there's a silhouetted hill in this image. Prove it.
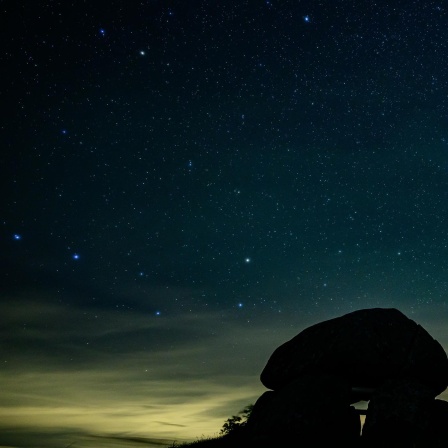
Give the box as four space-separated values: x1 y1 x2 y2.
178 309 448 448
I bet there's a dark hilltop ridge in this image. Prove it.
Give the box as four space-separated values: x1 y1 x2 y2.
181 308 448 448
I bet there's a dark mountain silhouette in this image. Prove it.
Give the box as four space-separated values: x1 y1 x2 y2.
178 308 448 448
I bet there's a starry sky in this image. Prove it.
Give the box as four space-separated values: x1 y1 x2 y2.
2 0 448 446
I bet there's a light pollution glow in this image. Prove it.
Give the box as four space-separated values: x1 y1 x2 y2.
1 292 447 447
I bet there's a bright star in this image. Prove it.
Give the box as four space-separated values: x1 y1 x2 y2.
304 15 310 22
139 50 146 56
245 258 251 263
238 303 243 308
155 311 161 316
61 129 67 135
73 254 80 260
13 234 21 240
99 28 106 35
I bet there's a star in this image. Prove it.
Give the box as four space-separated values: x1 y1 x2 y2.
13 234 21 240
139 50 146 56
72 254 80 260
303 15 310 23
238 303 243 308
155 311 161 316
245 257 251 263
99 28 106 36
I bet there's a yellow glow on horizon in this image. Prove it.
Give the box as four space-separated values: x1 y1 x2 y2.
0 369 265 442
1 296 447 447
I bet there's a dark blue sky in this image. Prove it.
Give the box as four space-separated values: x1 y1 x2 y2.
1 1 448 446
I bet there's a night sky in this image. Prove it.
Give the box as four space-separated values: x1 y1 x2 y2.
2 1 448 446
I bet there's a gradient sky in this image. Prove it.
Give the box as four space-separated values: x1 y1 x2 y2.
2 1 448 447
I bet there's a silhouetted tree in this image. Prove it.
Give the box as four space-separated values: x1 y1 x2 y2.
220 404 253 436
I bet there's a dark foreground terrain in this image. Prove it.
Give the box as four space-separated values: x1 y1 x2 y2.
174 428 448 448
